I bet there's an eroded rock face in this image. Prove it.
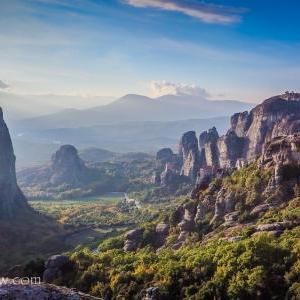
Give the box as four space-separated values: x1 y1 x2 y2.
0 108 30 219
217 130 245 169
210 188 235 224
123 228 144 251
232 95 300 162
261 134 300 167
195 94 300 172
194 197 212 223
50 145 87 186
179 131 200 181
199 127 219 168
262 134 300 196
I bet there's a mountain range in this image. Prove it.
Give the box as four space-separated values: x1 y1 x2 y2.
14 93 253 129
0 91 115 124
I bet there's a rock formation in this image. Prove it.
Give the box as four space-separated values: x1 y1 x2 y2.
196 93 300 171
153 147 187 189
50 145 88 186
229 93 300 162
210 188 235 224
123 228 144 251
261 134 300 167
0 107 31 219
199 127 219 167
155 93 300 193
179 131 200 181
160 163 183 187
17 144 106 199
43 255 71 283
155 222 169 247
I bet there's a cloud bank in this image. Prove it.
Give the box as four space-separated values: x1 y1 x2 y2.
0 80 9 89
151 80 209 98
124 0 242 24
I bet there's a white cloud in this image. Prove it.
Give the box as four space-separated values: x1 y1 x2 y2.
124 0 242 24
150 80 209 97
0 80 9 89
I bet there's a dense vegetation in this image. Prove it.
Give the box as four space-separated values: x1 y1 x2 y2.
46 228 299 300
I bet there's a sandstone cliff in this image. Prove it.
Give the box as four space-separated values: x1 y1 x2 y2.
153 93 300 195
179 131 200 181
199 93 300 170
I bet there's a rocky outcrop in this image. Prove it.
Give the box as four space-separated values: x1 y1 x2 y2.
210 188 235 224
17 144 106 199
160 163 177 186
0 108 30 219
179 131 200 181
194 196 212 223
153 147 185 188
123 228 144 251
195 168 213 190
250 204 271 217
199 127 219 167
155 222 169 247
43 255 72 283
0 279 100 299
194 93 300 171
231 94 300 162
217 130 245 169
261 134 300 167
50 145 88 186
142 287 160 300
261 134 300 197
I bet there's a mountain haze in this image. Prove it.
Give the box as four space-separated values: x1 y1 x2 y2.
0 92 115 124
15 94 253 130
13 117 229 168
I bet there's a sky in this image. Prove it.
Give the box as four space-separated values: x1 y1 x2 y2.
0 0 300 103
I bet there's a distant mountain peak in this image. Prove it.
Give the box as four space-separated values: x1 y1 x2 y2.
118 94 152 102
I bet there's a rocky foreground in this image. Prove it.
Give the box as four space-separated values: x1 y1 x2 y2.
0 279 100 300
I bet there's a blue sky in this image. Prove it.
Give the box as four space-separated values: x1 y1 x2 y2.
0 0 300 103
